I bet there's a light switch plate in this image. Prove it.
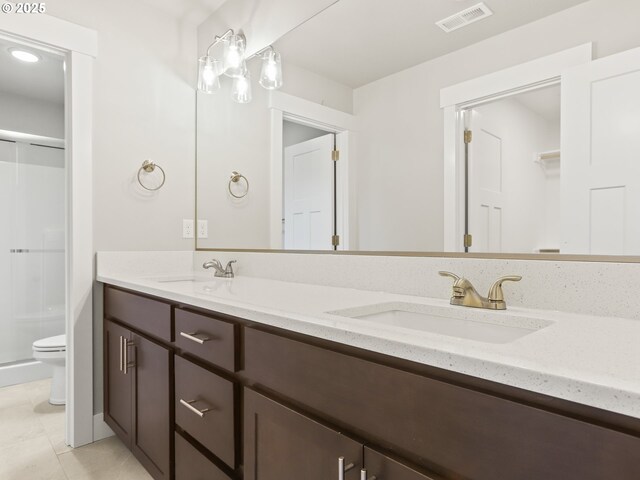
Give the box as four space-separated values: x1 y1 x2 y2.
197 219 208 239
182 219 194 239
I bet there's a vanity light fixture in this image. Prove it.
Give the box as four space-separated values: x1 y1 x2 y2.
232 69 252 104
9 48 40 63
197 29 283 103
259 48 283 90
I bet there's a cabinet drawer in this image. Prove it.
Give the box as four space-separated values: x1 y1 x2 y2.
104 287 172 342
244 328 640 480
175 356 236 468
364 447 437 480
175 432 231 480
174 309 238 372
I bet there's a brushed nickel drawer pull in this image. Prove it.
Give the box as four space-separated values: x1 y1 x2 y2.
180 399 213 417
119 336 124 372
180 331 211 345
338 457 355 480
360 469 376 480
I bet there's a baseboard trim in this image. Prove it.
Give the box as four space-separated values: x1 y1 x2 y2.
93 413 115 442
0 361 51 388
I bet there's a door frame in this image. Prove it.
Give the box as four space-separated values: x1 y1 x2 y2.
439 43 593 251
0 14 97 447
268 91 356 250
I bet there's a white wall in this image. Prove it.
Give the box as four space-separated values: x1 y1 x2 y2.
281 63 353 114
197 61 272 249
45 0 198 414
353 0 640 252
48 0 197 252
0 91 64 138
283 120 328 147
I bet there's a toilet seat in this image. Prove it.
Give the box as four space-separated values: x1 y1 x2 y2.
33 334 66 352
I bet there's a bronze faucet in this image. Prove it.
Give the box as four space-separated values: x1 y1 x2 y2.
439 271 521 310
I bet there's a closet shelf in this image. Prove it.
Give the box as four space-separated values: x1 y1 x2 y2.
534 149 560 174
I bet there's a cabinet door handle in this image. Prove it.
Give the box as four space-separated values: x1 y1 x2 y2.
123 340 135 375
180 399 213 418
338 456 355 480
118 336 124 372
180 331 211 345
360 469 376 480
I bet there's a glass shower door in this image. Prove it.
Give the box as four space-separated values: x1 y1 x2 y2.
0 140 66 367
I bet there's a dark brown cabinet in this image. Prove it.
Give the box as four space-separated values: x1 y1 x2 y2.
104 319 171 480
103 285 640 480
363 447 437 480
104 319 133 445
175 432 230 480
244 388 363 480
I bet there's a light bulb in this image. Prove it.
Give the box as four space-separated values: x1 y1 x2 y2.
232 70 252 104
224 35 246 78
202 65 215 84
226 46 241 68
259 50 283 90
197 56 221 94
265 60 277 81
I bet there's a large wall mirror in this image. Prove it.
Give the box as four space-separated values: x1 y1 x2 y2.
196 0 640 258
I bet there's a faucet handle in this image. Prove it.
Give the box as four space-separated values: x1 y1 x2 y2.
224 260 236 273
438 271 461 281
488 275 522 302
439 271 466 298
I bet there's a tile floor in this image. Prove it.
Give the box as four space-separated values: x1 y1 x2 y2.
0 379 152 480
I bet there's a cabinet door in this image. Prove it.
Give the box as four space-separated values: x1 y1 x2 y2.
131 333 171 480
244 388 362 480
104 319 132 447
363 447 438 480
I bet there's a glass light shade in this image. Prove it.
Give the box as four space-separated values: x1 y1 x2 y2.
231 70 252 104
223 34 246 77
198 56 222 93
259 50 283 90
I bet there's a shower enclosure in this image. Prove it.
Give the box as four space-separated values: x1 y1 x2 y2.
0 136 66 386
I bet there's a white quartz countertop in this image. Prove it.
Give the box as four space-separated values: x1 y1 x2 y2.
97 271 640 419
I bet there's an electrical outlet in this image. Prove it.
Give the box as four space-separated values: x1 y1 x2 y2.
182 219 194 239
197 219 208 239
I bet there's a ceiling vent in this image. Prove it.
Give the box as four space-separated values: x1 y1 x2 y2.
436 2 494 33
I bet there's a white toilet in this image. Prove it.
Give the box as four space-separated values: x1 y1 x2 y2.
33 334 66 405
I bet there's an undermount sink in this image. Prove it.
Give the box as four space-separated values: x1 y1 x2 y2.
329 302 552 344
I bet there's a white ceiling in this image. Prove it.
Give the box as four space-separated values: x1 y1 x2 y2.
138 0 227 24
513 84 561 123
274 0 590 88
0 39 64 105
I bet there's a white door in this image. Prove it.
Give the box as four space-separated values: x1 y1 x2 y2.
562 46 640 255
283 133 335 250
468 111 504 252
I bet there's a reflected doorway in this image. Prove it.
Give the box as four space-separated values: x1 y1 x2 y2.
462 83 561 254
283 121 336 250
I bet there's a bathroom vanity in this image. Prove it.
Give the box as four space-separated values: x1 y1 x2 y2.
100 275 640 480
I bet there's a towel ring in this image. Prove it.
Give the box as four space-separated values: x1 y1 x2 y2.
228 171 249 198
137 160 166 191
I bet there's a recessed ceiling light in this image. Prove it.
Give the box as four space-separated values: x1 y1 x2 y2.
9 49 40 63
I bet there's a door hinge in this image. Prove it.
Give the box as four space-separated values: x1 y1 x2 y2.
331 150 340 161
464 234 473 248
331 234 340 246
464 130 472 144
